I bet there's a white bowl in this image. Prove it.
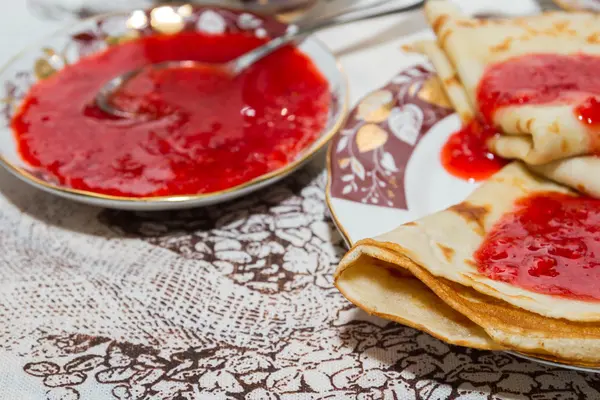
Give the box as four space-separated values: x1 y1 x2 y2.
0 4 348 210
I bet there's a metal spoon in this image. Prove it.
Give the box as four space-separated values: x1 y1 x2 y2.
96 0 425 118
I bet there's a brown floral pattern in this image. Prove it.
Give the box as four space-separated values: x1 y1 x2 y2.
0 158 599 398
101 169 344 294
329 64 453 209
19 318 600 400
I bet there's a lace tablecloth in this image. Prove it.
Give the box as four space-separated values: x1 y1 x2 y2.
2 156 600 399
3 1 600 399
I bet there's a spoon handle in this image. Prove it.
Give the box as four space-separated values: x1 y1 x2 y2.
232 0 425 74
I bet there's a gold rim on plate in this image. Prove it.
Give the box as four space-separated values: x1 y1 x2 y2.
325 140 353 246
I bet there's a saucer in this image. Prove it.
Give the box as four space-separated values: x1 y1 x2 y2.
0 4 348 210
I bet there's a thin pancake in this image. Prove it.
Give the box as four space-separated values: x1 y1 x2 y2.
335 259 500 350
412 40 474 123
424 0 600 165
340 162 600 322
410 38 600 198
336 242 600 365
529 156 600 198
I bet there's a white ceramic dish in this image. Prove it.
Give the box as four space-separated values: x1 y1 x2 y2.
325 61 600 374
0 4 348 210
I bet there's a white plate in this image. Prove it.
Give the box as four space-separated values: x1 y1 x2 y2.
325 60 600 374
0 4 348 210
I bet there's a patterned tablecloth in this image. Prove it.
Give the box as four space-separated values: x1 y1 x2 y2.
2 1 600 399
3 157 600 400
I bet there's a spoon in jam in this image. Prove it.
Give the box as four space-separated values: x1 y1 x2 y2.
96 0 425 118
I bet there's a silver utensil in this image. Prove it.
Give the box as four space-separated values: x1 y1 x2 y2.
96 0 425 118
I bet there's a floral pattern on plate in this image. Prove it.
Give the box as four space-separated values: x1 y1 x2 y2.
328 64 453 209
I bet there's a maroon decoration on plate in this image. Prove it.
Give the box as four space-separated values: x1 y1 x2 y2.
329 64 453 209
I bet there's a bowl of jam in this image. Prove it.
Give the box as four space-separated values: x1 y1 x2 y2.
0 4 348 210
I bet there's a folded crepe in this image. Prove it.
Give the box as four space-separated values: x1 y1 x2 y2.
335 162 600 366
416 0 600 197
424 0 600 164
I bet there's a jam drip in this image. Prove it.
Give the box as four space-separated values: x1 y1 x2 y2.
441 119 507 182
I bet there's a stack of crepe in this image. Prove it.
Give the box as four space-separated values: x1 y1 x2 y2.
335 0 600 366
